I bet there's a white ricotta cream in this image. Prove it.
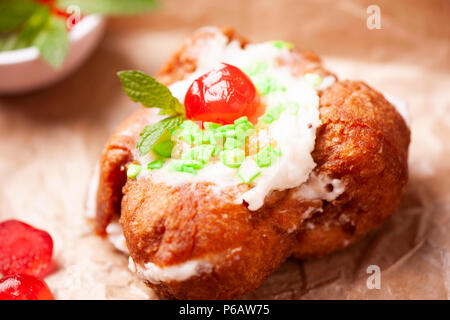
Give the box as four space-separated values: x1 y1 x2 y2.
129 257 211 284
293 172 346 202
106 221 129 254
240 105 319 210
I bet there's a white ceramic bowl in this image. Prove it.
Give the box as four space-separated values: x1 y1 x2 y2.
0 15 106 94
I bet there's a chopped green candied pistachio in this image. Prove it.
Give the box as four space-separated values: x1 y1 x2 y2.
234 116 255 134
304 73 322 88
182 165 197 174
272 40 294 50
182 144 215 164
262 101 300 124
262 113 275 124
224 137 244 150
225 130 238 138
176 120 203 144
209 132 224 145
200 130 214 144
197 144 215 163
242 61 269 77
253 75 285 95
178 130 202 145
254 75 273 95
263 105 284 124
152 140 174 158
126 163 142 179
193 132 205 145
167 160 183 172
168 160 199 175
234 116 249 125
147 159 164 170
212 144 223 156
220 149 245 168
212 124 237 140
235 122 255 139
203 122 222 131
180 159 203 169
213 129 236 140
180 151 192 161
179 120 201 131
254 146 282 167
215 124 236 132
238 159 262 184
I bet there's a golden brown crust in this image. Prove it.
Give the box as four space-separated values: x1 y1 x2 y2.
94 27 410 299
293 80 410 258
121 181 298 299
95 109 155 235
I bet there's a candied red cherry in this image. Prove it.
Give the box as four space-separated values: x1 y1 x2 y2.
0 220 53 278
0 274 53 300
184 63 260 125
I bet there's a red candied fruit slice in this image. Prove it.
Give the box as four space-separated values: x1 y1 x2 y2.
0 220 53 278
184 63 260 125
0 274 53 300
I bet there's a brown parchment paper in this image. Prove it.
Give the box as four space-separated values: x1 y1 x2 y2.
0 0 449 299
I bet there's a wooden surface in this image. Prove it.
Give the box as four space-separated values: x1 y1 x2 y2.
0 0 449 299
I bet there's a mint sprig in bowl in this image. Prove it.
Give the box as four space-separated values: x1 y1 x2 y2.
0 0 157 94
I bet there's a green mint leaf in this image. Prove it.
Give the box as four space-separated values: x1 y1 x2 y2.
57 0 157 15
137 116 184 156
118 70 185 116
33 16 68 69
0 5 50 53
0 0 39 33
14 5 51 50
0 33 20 52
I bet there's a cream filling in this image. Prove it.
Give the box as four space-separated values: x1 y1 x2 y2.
316 75 336 91
294 172 346 202
129 257 212 284
106 221 129 254
240 107 319 210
